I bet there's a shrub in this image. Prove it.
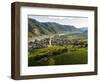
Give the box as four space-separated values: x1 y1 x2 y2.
47 58 55 65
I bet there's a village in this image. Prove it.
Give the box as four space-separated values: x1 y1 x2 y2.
28 37 87 52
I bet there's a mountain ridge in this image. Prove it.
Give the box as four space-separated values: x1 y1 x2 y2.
28 18 87 37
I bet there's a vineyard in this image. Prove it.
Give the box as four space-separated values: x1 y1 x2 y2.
28 44 87 66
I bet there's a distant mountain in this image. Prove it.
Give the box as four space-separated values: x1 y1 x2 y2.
79 27 88 32
28 18 84 37
42 22 80 33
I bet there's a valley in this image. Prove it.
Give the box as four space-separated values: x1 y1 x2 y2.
28 17 88 66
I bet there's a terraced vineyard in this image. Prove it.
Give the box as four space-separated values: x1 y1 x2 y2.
28 45 87 66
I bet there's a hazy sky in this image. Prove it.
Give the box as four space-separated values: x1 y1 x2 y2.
28 15 88 28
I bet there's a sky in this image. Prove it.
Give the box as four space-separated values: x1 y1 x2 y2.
28 15 88 28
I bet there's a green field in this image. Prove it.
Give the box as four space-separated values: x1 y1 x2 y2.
28 45 87 66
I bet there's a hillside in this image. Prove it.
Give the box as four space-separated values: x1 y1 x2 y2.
28 18 84 37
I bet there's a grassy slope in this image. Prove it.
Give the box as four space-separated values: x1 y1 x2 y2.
53 47 87 65
28 45 87 66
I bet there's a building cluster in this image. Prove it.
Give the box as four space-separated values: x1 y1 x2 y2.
28 38 86 52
